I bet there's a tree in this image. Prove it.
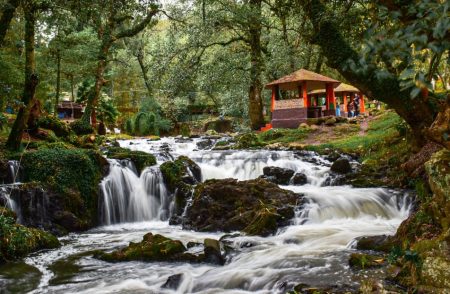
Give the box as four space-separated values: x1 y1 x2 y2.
6 0 42 150
296 0 449 147
71 0 159 126
0 0 20 46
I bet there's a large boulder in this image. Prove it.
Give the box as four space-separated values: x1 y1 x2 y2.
291 173 308 185
20 148 108 233
95 233 224 265
330 157 352 174
203 119 233 133
260 166 295 185
160 156 202 220
183 178 303 236
105 147 157 175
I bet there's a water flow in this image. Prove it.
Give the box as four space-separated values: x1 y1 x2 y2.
1 138 414 294
0 160 22 217
99 159 170 225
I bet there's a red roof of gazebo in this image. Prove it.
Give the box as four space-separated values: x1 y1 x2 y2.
266 69 340 91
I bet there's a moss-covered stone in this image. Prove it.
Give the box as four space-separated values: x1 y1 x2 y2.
69 120 94 136
96 233 199 263
37 116 70 137
234 133 264 149
160 156 201 192
0 215 60 264
183 178 302 236
21 148 107 231
349 253 384 269
105 147 157 174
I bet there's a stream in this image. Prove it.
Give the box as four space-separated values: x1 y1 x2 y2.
0 137 412 293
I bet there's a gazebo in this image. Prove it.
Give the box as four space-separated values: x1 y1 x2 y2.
57 101 84 121
308 83 366 117
264 69 340 129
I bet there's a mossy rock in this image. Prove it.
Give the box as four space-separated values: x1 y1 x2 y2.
105 147 157 174
21 148 107 230
234 133 264 149
38 115 70 137
349 253 384 269
0 215 60 264
183 178 303 236
96 233 198 263
160 156 201 192
69 120 94 136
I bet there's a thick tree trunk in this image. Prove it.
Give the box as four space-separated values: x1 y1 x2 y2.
6 5 38 150
248 0 265 130
0 0 19 47
300 0 434 147
54 49 61 115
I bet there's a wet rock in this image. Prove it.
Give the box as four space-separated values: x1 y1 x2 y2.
183 178 303 236
175 137 192 143
105 147 157 175
160 156 202 192
349 253 384 269
196 139 214 150
330 158 352 174
356 235 395 252
203 238 224 265
291 173 307 185
96 233 195 263
261 166 295 185
325 151 341 162
162 274 183 290
161 156 202 218
234 133 263 149
186 242 202 248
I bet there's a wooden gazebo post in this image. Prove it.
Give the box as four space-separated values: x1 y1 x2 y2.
359 92 365 113
342 92 347 112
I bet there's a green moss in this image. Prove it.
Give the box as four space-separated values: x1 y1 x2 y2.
69 120 94 136
0 215 60 263
349 253 384 269
21 148 105 224
38 116 70 137
234 133 264 149
160 156 196 192
96 233 189 262
105 147 156 174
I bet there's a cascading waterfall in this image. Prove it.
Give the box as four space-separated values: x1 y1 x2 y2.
0 160 21 218
5 138 415 294
99 159 170 225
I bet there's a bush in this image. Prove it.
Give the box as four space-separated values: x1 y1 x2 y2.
22 148 106 214
38 115 70 137
105 147 156 174
70 120 94 136
0 215 59 263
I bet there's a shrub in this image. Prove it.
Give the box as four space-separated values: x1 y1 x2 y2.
38 115 70 137
70 120 94 136
22 148 105 214
0 215 59 263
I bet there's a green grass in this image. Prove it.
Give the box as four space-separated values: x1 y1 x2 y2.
308 111 406 159
257 128 311 144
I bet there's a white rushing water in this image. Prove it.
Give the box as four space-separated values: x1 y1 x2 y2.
0 138 413 294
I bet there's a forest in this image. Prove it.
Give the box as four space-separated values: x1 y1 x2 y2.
0 0 449 293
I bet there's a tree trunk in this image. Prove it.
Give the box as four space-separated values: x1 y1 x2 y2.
81 42 110 125
136 47 152 97
6 5 38 150
0 0 19 47
248 0 265 130
315 51 323 73
54 49 61 115
300 0 434 147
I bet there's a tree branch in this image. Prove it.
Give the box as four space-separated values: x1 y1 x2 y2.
115 7 159 40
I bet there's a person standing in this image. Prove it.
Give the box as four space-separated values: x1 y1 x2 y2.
335 98 341 117
354 95 360 116
347 98 354 117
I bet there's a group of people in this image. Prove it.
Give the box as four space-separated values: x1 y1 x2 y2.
335 95 361 117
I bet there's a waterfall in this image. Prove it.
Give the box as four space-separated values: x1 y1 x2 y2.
99 159 170 225
0 160 22 218
7 160 21 183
